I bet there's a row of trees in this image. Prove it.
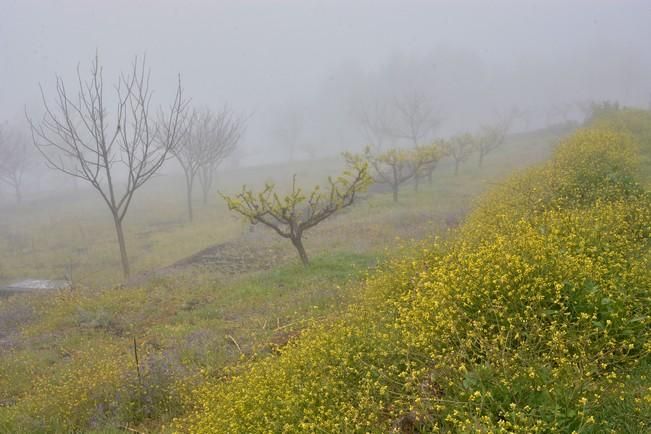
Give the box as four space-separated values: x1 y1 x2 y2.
223 115 512 265
342 117 511 203
355 92 513 190
22 55 245 279
10 54 512 279
344 144 442 202
445 117 512 172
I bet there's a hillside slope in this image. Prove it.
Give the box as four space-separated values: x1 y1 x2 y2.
176 113 651 433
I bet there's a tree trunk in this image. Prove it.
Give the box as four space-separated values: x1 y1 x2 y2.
414 175 419 192
185 172 195 222
291 236 309 266
187 184 194 222
392 184 399 202
113 215 130 279
427 170 433 184
14 183 22 204
201 185 208 205
479 150 484 168
199 167 212 205
454 160 460 176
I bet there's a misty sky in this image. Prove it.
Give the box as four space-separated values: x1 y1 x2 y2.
2 0 651 162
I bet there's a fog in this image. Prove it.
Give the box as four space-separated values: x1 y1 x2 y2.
3 3 651 431
1 0 651 192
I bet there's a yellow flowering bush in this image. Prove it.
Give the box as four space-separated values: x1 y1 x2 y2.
175 118 651 432
466 127 640 235
588 107 651 185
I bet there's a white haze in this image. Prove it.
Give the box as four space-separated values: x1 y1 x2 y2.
1 0 651 169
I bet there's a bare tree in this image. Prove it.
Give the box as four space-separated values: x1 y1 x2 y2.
388 91 440 188
443 133 476 176
26 55 187 279
223 161 370 265
358 93 439 148
274 109 303 162
476 112 514 168
390 91 440 147
356 101 394 150
196 106 245 205
0 124 31 204
174 107 242 220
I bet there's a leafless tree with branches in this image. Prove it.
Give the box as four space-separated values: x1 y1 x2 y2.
391 92 440 188
173 107 243 220
443 133 476 176
274 109 303 162
26 54 188 279
196 106 245 205
357 101 394 151
390 92 440 147
474 109 518 168
358 92 440 189
0 123 31 204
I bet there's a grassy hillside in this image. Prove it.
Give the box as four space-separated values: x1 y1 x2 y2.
0 128 566 433
175 114 651 432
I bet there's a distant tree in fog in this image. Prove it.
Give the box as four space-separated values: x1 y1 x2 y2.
26 54 187 279
443 133 476 176
0 124 31 204
196 106 245 205
222 160 370 265
174 107 243 220
274 109 303 162
475 112 514 168
357 101 394 150
390 92 441 188
358 92 441 189
390 91 440 147
578 100 621 125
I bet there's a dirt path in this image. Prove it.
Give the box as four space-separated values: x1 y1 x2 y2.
128 228 295 285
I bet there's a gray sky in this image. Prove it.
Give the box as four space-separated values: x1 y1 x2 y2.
2 0 651 161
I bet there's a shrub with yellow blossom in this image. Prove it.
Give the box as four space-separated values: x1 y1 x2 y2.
175 118 651 433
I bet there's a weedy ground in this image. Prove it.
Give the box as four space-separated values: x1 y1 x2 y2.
0 127 567 433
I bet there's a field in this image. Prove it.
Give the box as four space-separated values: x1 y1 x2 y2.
0 110 651 434
3 122 637 433
3 1 650 433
